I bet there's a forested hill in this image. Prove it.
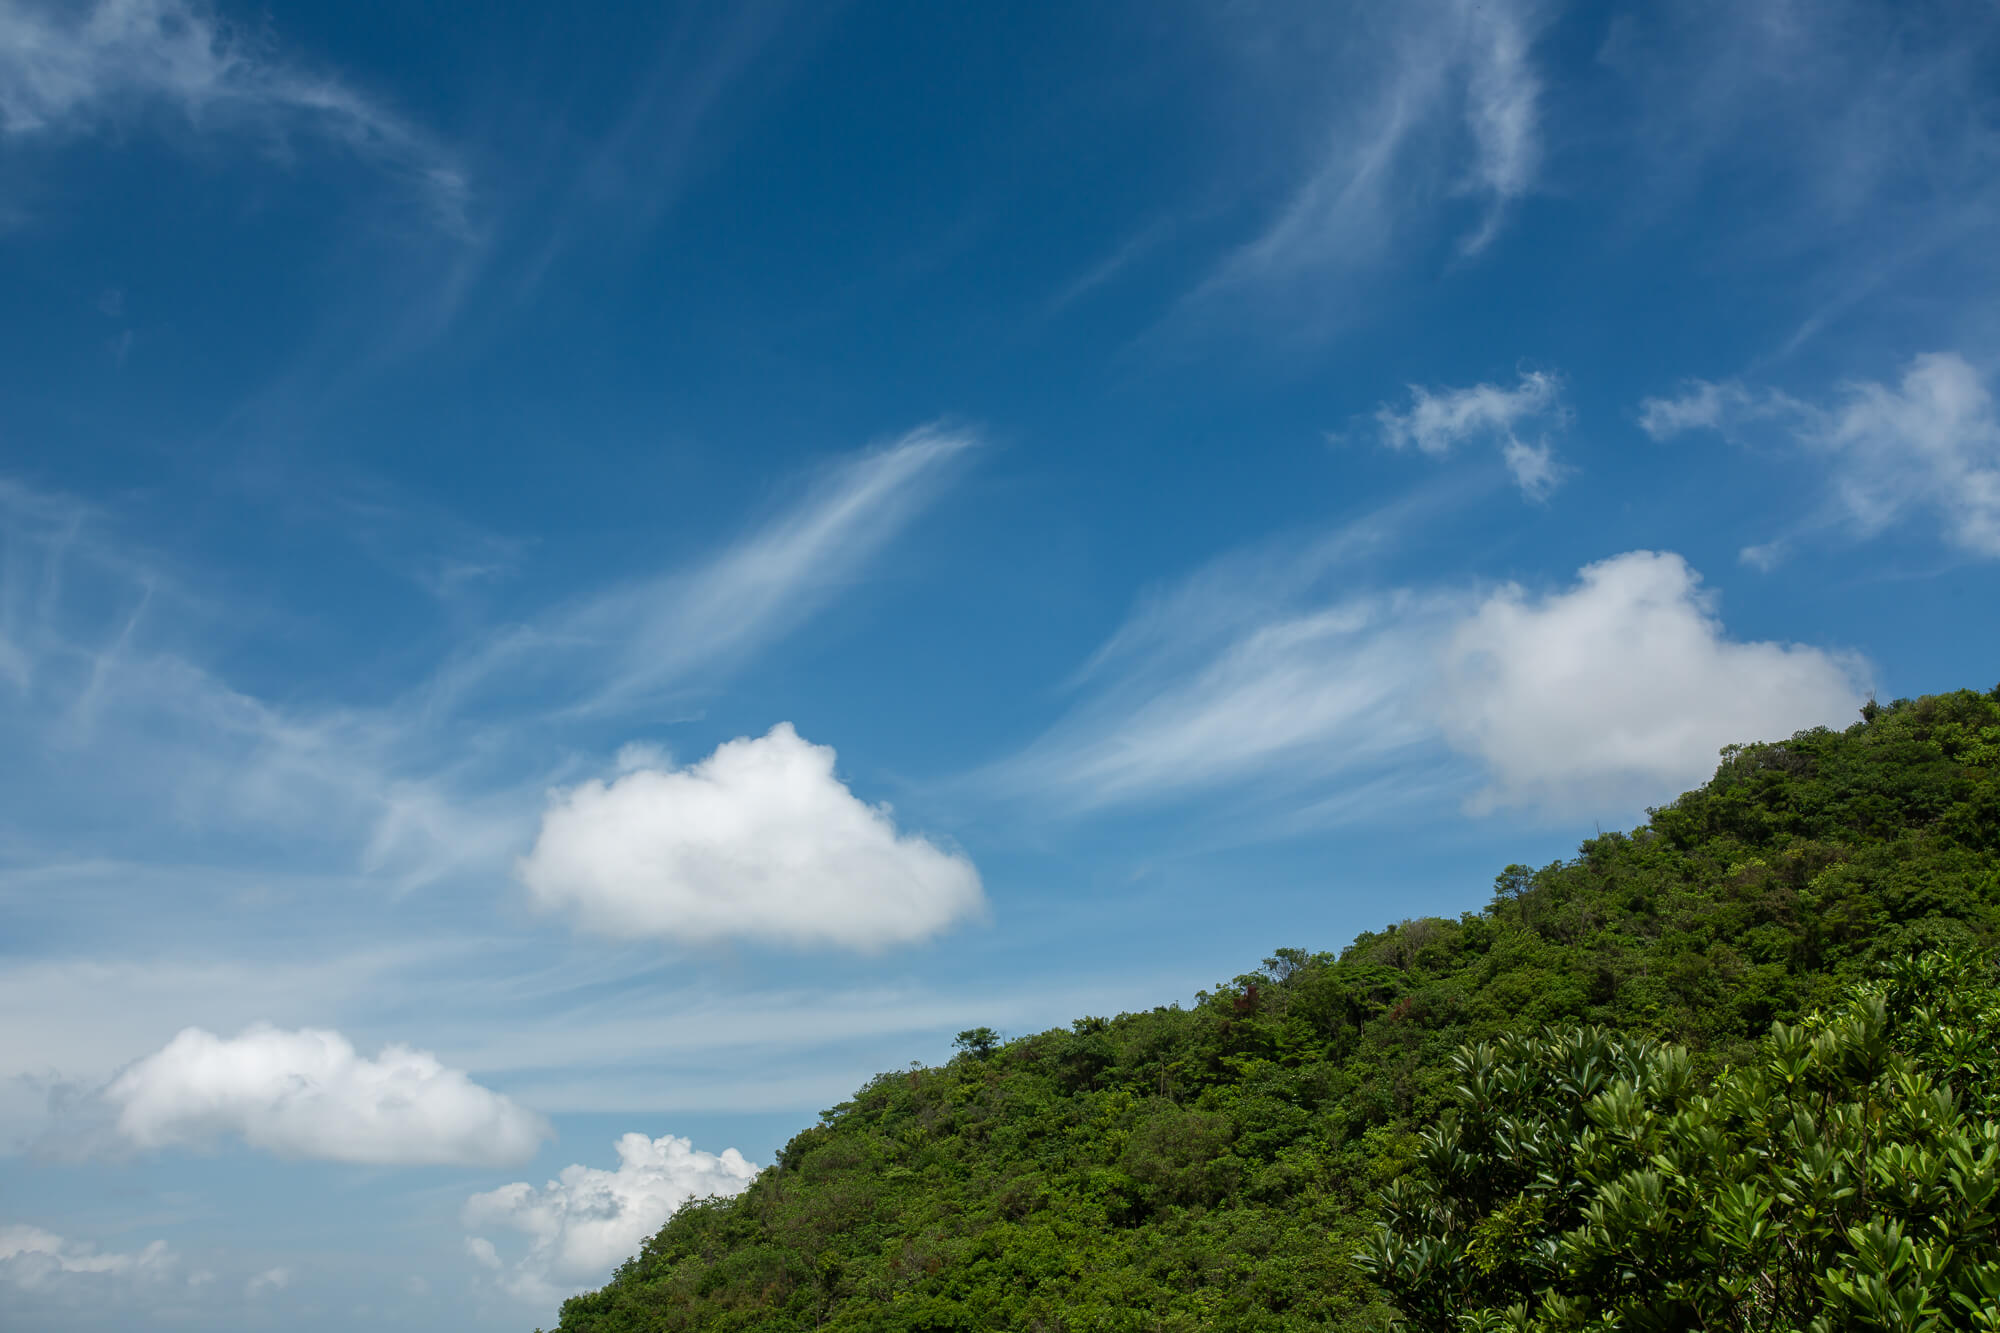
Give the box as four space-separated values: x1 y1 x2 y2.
548 686 2000 1333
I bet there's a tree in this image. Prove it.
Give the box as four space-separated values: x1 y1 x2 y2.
951 1026 999 1059
1362 948 2000 1332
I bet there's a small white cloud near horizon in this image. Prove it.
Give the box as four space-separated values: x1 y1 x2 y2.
519 724 985 951
1640 352 2000 559
1436 550 1869 813
0 1224 175 1292
1375 369 1569 498
104 1024 550 1166
464 1132 759 1306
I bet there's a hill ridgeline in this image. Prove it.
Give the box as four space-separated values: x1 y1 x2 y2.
546 686 2000 1333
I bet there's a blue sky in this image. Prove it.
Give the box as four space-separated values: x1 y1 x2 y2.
2 0 1998 1327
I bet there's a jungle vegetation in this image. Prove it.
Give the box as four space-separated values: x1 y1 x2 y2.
545 685 2000 1332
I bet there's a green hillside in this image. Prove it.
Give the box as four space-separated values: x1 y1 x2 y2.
547 686 2000 1333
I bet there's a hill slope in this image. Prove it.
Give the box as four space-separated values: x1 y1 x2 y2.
549 686 2000 1333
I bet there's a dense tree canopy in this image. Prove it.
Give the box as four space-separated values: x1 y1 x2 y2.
1363 949 2000 1330
546 687 2000 1333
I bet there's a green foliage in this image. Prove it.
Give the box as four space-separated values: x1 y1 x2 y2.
953 1027 1001 1059
549 687 2000 1332
1362 949 2000 1331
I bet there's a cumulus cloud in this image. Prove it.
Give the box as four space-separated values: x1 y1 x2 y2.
0 0 468 230
0 1225 175 1291
1813 353 2000 556
1640 353 2000 558
243 1267 289 1299
104 1024 550 1165
519 724 984 951
464 1132 758 1305
992 530 1865 824
1436 551 1868 812
1375 370 1569 498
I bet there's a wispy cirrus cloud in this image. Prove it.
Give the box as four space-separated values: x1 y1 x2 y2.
994 592 1452 816
1602 1 2000 355
0 0 471 233
1642 351 2000 561
1179 0 1547 333
986 525 1865 824
0 480 522 886
430 426 979 723
515 0 808 295
0 427 977 895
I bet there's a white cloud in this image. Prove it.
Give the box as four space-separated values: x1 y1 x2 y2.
1377 370 1559 455
1640 353 2000 557
1374 370 1568 498
613 740 670 774
1436 551 1868 812
1814 352 2000 556
463 1132 758 1305
1739 540 1788 572
0 936 1139 1149
243 1267 289 1299
1637 379 1775 440
0 1224 175 1291
1500 437 1562 499
519 723 984 951
0 0 469 230
104 1024 550 1165
991 531 1865 824
0 929 508 1150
